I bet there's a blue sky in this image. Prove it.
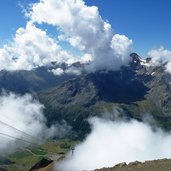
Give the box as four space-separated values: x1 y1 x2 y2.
0 0 171 57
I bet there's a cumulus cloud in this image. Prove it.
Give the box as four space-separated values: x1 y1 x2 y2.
51 68 64 76
56 117 171 171
148 46 171 74
0 0 133 74
111 34 133 63
26 0 133 72
165 62 171 73
0 22 78 71
0 92 71 154
148 46 171 66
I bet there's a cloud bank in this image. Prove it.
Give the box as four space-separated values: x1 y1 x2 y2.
0 92 70 154
56 117 171 171
28 0 133 72
0 0 133 74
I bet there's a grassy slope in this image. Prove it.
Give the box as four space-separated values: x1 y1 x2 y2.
0 139 77 171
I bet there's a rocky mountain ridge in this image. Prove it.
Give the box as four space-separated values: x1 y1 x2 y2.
36 53 171 137
0 54 171 137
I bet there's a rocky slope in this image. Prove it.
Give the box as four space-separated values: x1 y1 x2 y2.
94 159 171 171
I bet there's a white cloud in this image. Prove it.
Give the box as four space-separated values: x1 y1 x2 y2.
0 92 71 154
0 0 133 73
148 46 171 66
65 67 82 75
111 34 133 64
0 22 77 71
51 66 82 76
0 49 12 71
56 117 171 171
81 53 93 63
27 0 133 72
148 46 171 74
165 62 171 74
51 68 64 76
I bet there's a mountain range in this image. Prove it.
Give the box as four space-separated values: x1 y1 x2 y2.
1 53 171 138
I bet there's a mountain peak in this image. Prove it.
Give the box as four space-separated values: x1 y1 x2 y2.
130 53 152 69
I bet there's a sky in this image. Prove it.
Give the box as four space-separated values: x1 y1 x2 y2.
85 0 171 57
0 0 171 57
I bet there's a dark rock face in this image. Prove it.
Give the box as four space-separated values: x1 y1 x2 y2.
130 53 142 66
87 69 149 104
28 158 53 171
